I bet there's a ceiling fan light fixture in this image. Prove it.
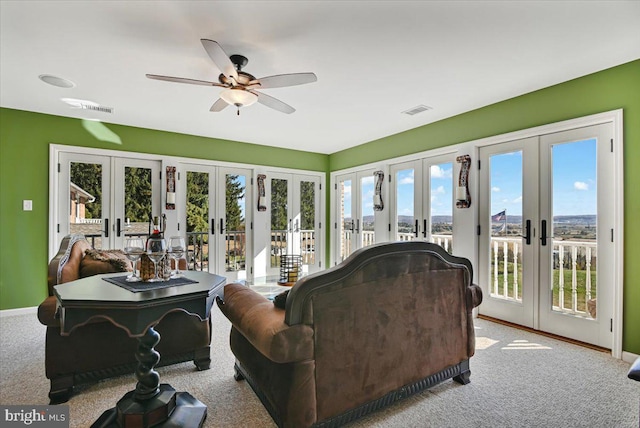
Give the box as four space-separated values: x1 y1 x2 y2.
220 88 258 108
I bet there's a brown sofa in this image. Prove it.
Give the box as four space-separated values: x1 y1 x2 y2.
37 234 212 404
218 241 483 427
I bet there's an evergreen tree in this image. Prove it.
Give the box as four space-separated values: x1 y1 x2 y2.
300 181 315 230
70 162 102 219
124 167 152 221
226 174 245 231
271 179 288 230
186 171 209 233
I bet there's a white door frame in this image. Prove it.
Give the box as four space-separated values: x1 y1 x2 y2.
471 109 623 358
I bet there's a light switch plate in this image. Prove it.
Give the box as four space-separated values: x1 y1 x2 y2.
23 200 33 211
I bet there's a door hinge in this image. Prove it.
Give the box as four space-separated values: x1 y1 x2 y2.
477 225 481 235
611 228 614 242
251 221 253 230
388 223 391 232
478 160 481 170
319 222 322 229
319 183 322 190
319 261 322 268
610 318 613 332
611 139 613 153
57 224 60 233
334 222 337 229
251 177 254 185
159 171 162 180
334 183 337 190
177 223 180 231
57 163 61 173
178 172 181 180
250 267 253 275
388 174 391 183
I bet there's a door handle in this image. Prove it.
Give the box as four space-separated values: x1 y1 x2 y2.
540 219 547 246
523 219 531 245
104 218 109 238
414 219 419 237
220 218 225 234
423 219 427 238
211 218 215 235
116 218 121 237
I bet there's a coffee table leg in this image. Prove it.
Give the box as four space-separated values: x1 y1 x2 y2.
134 326 161 400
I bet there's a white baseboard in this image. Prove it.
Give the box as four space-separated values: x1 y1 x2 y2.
622 351 639 364
0 306 37 317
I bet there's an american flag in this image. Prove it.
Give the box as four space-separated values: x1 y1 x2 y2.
491 210 506 222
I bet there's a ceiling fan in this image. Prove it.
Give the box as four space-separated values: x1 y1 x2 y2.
146 39 317 115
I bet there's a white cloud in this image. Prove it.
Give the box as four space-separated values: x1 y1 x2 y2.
574 181 589 191
512 196 522 203
430 165 452 179
361 176 374 185
492 187 501 192
434 185 445 194
398 170 414 185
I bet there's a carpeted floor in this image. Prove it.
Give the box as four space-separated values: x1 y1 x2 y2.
1 308 638 427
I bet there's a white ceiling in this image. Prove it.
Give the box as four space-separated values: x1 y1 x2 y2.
2 1 639 155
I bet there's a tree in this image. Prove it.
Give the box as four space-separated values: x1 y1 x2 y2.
186 171 209 233
70 162 102 219
124 167 152 221
300 181 315 230
271 179 288 230
226 174 245 232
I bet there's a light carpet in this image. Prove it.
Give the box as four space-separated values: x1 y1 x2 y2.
1 308 638 427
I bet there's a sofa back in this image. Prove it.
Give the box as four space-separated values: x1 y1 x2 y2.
285 241 477 422
47 235 92 294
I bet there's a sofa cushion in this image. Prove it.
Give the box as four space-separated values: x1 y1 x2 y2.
219 283 314 363
79 249 132 278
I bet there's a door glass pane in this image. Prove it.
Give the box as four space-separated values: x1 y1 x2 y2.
429 162 453 251
271 178 288 268
551 139 597 318
395 168 415 241
339 179 352 260
300 181 316 266
186 171 209 271
489 151 523 301
69 162 104 249
360 175 375 247
226 174 246 273
124 166 152 239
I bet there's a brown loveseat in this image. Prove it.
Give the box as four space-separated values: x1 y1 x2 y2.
37 234 211 404
218 241 483 427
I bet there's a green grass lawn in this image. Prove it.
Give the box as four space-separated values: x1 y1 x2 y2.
491 261 596 312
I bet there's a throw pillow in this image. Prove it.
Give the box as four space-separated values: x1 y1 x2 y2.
80 249 132 278
273 289 289 309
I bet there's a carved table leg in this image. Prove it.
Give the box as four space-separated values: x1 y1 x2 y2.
91 327 207 428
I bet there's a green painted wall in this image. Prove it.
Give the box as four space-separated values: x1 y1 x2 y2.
330 59 640 354
2 59 638 354
0 109 328 310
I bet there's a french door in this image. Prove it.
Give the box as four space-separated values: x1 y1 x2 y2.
478 124 614 348
333 169 377 264
389 155 454 250
268 173 322 277
217 168 252 282
57 153 161 251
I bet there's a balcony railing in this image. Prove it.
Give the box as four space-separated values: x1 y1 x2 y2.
490 237 596 317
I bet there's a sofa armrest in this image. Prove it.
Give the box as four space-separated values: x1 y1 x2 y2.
217 283 313 363
468 284 483 309
38 296 60 327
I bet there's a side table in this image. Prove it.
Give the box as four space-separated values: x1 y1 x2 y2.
54 271 225 428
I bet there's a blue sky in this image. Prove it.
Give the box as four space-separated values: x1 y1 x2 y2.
395 163 453 218
491 138 596 216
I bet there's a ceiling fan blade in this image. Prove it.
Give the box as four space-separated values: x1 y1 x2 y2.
210 98 229 112
248 72 317 89
146 74 226 87
200 39 238 80
250 90 295 114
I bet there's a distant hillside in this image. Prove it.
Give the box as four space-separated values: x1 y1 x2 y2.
357 214 596 225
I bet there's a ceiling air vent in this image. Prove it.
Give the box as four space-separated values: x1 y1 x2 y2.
401 105 432 116
61 98 114 114
82 104 114 114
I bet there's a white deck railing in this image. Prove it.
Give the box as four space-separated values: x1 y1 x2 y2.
490 237 596 316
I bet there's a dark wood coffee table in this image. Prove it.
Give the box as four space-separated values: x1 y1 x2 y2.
54 271 225 428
